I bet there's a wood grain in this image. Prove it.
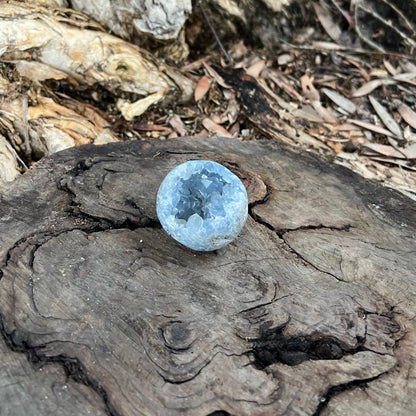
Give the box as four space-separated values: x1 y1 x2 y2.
0 137 415 415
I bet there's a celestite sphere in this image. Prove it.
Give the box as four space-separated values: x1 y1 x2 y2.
156 160 248 251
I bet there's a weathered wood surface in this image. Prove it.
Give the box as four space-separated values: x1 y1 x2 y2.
0 137 415 416
22 0 192 41
0 335 108 416
0 2 194 100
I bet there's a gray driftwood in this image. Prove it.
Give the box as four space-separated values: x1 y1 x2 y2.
0 137 415 416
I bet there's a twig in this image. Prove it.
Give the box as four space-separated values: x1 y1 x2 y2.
280 39 413 59
357 3 416 48
198 0 233 65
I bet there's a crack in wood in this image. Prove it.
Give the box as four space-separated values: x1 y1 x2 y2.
246 184 407 416
53 354 122 416
278 224 353 234
311 372 390 416
58 183 161 231
278 233 347 282
0 220 110 280
248 201 348 282
0 316 121 416
0 230 125 416
0 218 164 416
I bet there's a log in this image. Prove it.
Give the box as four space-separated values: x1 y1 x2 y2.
14 0 193 64
21 0 192 42
0 137 415 415
0 334 108 416
0 2 194 101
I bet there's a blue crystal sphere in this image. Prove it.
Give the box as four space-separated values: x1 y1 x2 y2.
156 160 248 251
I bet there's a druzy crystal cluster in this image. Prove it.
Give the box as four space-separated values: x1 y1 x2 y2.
156 160 248 251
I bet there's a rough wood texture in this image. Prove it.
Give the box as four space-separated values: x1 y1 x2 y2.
0 137 415 415
0 334 108 416
68 0 192 41
20 0 192 41
0 2 194 101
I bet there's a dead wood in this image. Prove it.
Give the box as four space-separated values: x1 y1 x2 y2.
0 135 21 183
0 85 119 160
20 0 192 42
0 2 194 100
0 333 108 416
0 137 415 415
67 0 191 42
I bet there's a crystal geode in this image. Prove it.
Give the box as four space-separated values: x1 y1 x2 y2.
156 160 248 251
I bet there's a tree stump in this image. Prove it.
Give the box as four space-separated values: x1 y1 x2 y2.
0 137 415 416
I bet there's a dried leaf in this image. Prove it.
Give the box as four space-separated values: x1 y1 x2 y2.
311 101 338 124
61 99 110 129
362 143 406 159
369 96 402 138
301 74 320 101
291 106 324 123
403 144 416 159
294 129 333 151
398 104 416 130
322 88 356 114
194 75 211 102
94 130 118 145
313 2 342 42
246 59 266 79
352 79 396 97
202 118 233 138
348 119 394 137
383 60 397 76
333 123 361 132
393 73 416 84
210 114 226 124
181 56 210 72
262 68 305 102
202 63 231 88
134 124 172 132
194 129 210 139
368 157 416 171
403 126 416 143
369 69 388 78
336 153 416 198
167 131 178 139
229 122 240 136
311 41 345 50
301 75 336 123
168 115 187 136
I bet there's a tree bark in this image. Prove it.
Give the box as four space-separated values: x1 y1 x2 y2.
0 137 415 415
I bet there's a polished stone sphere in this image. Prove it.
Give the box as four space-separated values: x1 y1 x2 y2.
156 160 248 251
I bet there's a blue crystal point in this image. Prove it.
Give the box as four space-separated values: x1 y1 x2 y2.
156 160 248 251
